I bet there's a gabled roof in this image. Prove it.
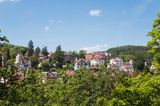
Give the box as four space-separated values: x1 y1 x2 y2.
85 53 106 60
110 57 123 62
85 54 94 59
93 54 105 60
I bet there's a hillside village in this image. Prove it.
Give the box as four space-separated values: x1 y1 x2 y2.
0 29 156 83
74 52 134 72
0 50 134 71
0 46 156 83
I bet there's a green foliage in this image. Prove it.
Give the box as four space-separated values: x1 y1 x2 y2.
0 30 9 43
10 45 27 58
6 59 14 66
0 66 15 85
42 46 48 56
52 45 64 69
98 64 107 72
0 43 27 59
48 70 116 106
133 52 147 71
0 66 160 106
107 45 149 57
56 45 62 51
0 36 9 43
109 73 160 105
7 69 47 106
41 61 50 71
147 13 160 71
120 54 134 62
4 48 11 62
27 40 34 57
28 56 39 68
0 41 27 68
79 50 86 58
34 47 41 57
62 63 74 70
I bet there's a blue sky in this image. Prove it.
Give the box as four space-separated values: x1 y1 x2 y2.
0 0 160 52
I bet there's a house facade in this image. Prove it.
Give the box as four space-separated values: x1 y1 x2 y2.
120 60 134 72
74 58 86 70
90 54 106 69
64 52 76 64
15 53 24 66
15 53 31 70
109 57 123 70
38 52 52 68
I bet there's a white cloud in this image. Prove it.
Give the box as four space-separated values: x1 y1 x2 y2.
132 0 155 17
80 44 108 52
44 26 50 31
89 9 102 16
0 0 20 3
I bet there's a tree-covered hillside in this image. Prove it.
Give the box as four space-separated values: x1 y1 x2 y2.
107 45 149 57
0 43 28 58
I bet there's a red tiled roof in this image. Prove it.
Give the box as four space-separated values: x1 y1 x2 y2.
85 54 94 59
93 54 105 60
85 53 106 61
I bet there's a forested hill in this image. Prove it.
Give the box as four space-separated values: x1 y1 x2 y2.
0 43 28 58
107 45 149 57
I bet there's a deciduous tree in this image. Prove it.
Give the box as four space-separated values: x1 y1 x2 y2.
52 45 64 69
27 40 34 57
147 13 160 70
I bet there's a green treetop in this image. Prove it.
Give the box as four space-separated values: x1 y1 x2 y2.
0 29 9 44
27 40 34 56
147 13 160 70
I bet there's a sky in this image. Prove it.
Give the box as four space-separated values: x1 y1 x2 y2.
0 0 160 52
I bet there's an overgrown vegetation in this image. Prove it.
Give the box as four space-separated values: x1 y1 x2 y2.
0 68 160 106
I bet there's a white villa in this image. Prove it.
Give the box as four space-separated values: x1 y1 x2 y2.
90 54 106 69
109 57 123 70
